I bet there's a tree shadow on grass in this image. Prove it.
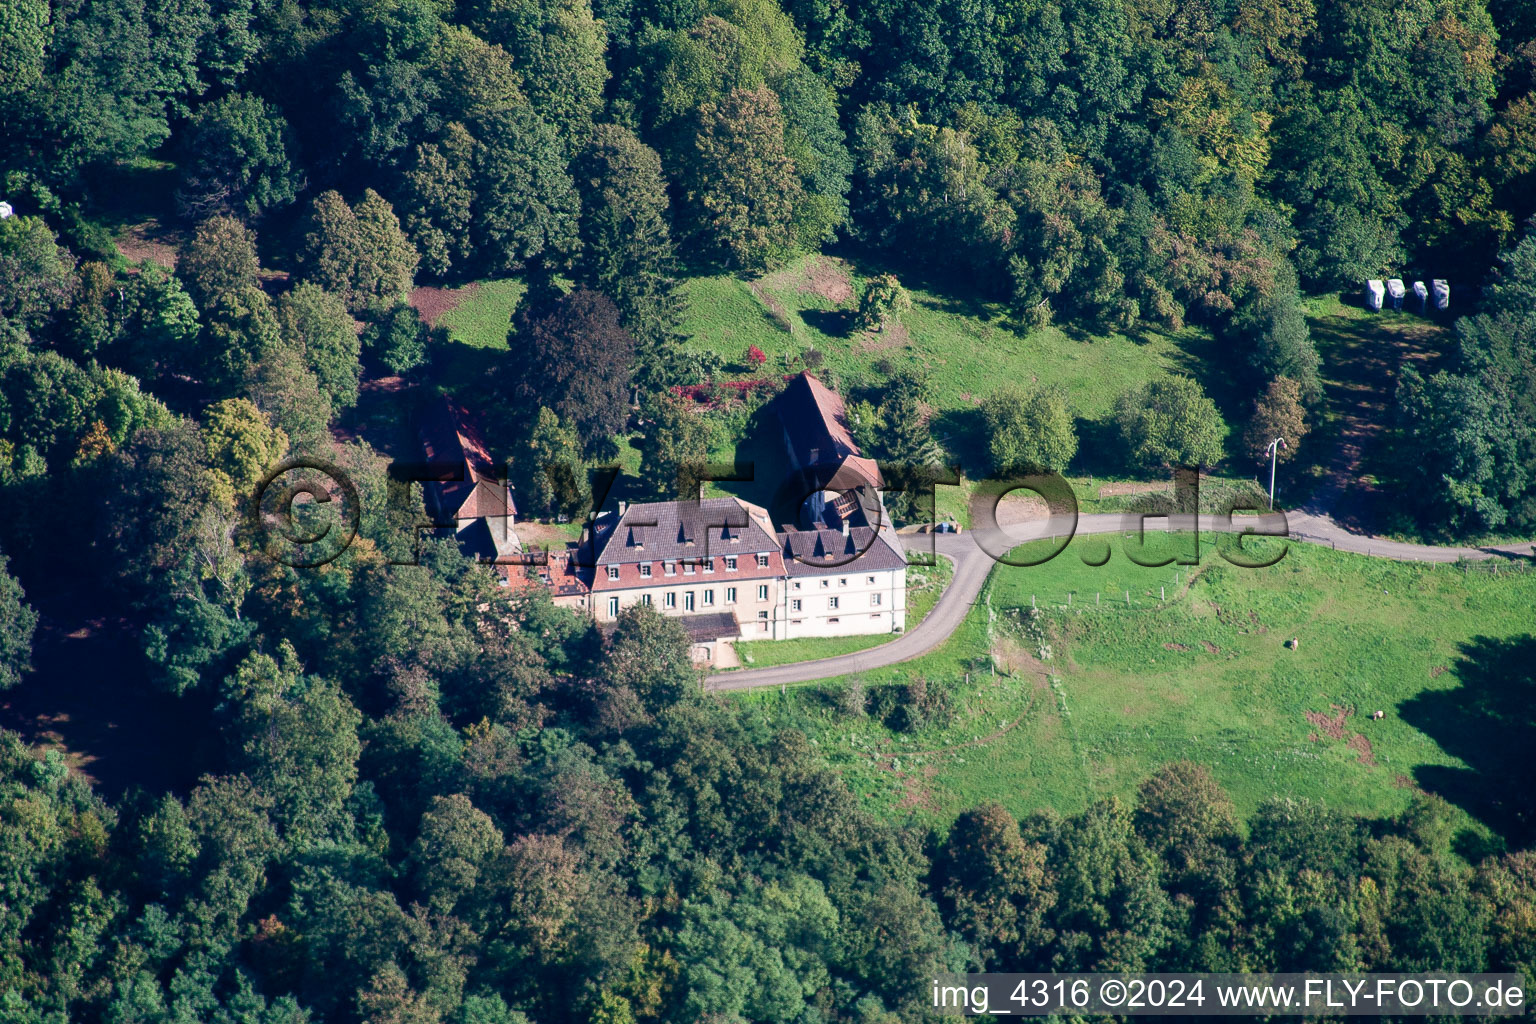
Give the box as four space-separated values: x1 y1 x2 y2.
929 406 988 478
1399 634 1536 851
800 308 857 338
1071 416 1136 479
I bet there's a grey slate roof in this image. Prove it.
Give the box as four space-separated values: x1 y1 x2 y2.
594 497 778 565
676 611 742 643
778 525 907 576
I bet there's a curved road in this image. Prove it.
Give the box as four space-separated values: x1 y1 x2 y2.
708 511 1536 692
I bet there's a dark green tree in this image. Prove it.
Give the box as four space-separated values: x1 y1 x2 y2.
0 551 38 690
176 92 301 220
511 288 635 456
574 125 686 364
682 86 805 271
277 283 362 410
178 216 260 311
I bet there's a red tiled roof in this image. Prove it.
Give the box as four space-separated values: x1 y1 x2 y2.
777 372 883 489
419 397 514 521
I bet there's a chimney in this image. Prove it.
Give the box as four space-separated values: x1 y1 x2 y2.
841 518 850 538
618 500 628 517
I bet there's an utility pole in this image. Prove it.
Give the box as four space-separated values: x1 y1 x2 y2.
1266 437 1287 510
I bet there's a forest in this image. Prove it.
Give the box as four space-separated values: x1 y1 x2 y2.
3 0 1536 1016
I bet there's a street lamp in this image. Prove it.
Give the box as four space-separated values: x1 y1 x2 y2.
1266 437 1287 510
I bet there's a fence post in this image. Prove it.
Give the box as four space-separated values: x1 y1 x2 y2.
1125 590 1130 606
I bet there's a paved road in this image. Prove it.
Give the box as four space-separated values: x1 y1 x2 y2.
707 511 1536 691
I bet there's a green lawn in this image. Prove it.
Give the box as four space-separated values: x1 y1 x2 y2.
677 256 1271 521
727 533 1534 847
431 278 525 393
678 255 1221 434
437 278 526 351
730 553 954 669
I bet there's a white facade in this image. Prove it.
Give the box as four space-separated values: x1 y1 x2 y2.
780 565 906 638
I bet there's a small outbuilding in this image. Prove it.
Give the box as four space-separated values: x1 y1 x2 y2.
1413 280 1428 312
1365 280 1385 311
1386 279 1405 310
1433 279 1450 311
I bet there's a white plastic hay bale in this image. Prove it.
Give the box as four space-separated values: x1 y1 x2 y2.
1365 280 1385 311
1433 279 1450 310
1387 278 1405 309
1413 280 1428 312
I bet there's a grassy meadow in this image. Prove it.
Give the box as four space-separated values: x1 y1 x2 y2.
728 533 1535 848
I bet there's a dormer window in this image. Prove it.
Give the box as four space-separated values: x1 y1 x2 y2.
664 561 676 576
607 566 619 581
640 563 652 578
683 562 696 575
756 554 769 568
725 556 737 571
703 559 714 573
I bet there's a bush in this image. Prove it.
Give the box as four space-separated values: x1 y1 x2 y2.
1114 376 1226 470
856 273 911 331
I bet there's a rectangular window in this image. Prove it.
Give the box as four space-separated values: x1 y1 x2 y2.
725 556 737 571
820 579 830 588
641 593 652 605
664 592 676 609
684 592 695 611
703 560 714 573
828 617 840 624
703 589 714 606
791 599 802 611
793 581 802 590
664 561 676 576
866 575 876 585
684 562 695 575
726 587 737 603
839 577 847 587
607 566 619 581
757 610 768 619
757 584 768 600
828 596 839 610
756 553 769 568
607 597 619 616
640 563 652 578
870 592 882 606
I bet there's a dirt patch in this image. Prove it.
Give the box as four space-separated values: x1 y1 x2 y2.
1201 640 1220 654
1305 703 1351 740
761 256 855 306
1430 665 1448 678
857 320 909 353
1163 642 1190 651
1348 733 1377 766
1099 481 1173 497
891 762 940 812
995 491 1050 525
410 283 481 327
115 220 180 269
1395 773 1417 789
804 257 854 305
